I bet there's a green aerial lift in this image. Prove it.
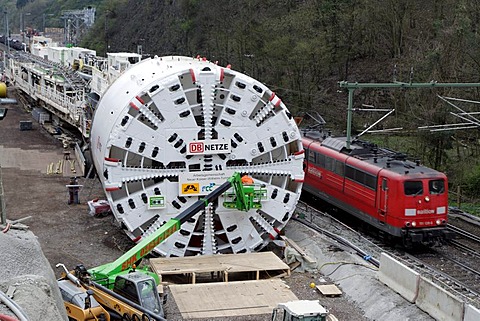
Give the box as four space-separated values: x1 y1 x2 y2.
57 172 267 321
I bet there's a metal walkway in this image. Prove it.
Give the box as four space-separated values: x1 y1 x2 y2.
5 50 91 137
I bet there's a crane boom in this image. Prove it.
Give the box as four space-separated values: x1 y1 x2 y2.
88 172 258 286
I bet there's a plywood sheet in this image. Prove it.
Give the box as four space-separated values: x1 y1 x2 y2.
316 284 342 297
169 279 298 319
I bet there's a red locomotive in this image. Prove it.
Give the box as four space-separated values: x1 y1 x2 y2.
301 128 454 246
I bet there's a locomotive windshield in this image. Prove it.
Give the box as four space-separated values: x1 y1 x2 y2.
404 180 445 196
404 181 423 196
429 179 445 194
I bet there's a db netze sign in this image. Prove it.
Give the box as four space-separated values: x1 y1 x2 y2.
187 139 231 155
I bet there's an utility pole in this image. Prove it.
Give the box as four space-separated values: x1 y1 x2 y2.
21 12 31 44
4 10 9 52
43 13 54 33
0 166 5 225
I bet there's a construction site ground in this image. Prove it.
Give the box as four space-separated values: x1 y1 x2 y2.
0 89 423 320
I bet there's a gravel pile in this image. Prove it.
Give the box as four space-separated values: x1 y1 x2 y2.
0 228 67 320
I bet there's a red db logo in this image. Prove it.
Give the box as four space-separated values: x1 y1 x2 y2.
189 142 204 153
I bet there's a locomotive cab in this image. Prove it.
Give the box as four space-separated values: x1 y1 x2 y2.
396 176 453 246
379 169 452 247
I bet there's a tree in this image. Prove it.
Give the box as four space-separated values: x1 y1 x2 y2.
16 0 28 9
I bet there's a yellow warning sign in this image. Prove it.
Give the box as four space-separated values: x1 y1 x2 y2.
181 183 200 194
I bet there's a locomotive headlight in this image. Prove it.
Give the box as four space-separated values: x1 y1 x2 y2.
425 196 430 202
411 221 417 227
405 221 411 227
436 219 441 225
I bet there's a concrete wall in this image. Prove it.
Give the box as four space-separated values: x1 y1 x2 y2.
378 253 419 302
378 252 480 321
416 276 464 321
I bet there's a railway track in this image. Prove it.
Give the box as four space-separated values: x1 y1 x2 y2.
448 224 480 243
448 207 480 250
295 199 480 308
447 222 480 259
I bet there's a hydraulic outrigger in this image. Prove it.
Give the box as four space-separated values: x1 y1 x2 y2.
57 172 267 321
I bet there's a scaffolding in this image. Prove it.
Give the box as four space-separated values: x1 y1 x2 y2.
61 7 96 46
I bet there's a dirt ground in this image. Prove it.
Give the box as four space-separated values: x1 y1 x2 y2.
0 88 369 320
0 88 130 276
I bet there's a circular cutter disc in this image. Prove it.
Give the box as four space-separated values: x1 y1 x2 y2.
90 56 304 257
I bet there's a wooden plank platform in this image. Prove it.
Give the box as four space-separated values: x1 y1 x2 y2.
169 279 298 319
150 251 290 284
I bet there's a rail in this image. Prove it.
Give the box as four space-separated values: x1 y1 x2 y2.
447 224 480 243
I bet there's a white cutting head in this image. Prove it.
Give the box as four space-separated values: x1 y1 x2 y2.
91 56 304 256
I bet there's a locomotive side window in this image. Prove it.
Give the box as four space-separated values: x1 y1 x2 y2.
345 165 354 179
313 152 344 176
316 153 325 167
404 181 423 196
325 156 334 172
307 149 315 163
345 165 376 190
365 174 376 189
335 161 345 176
429 179 445 194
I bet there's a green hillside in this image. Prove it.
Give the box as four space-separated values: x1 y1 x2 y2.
2 0 480 207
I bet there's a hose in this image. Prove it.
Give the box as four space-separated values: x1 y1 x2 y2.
0 290 28 321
